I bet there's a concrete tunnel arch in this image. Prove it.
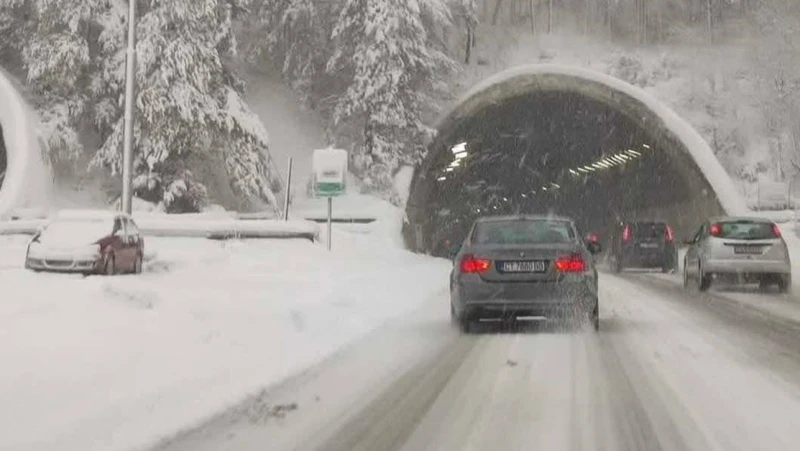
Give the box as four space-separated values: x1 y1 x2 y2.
403 64 750 254
0 66 52 219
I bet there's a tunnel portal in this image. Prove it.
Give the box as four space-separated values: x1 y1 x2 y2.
404 65 748 255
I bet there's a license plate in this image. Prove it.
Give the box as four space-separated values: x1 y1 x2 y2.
640 243 659 248
501 260 547 273
734 246 762 255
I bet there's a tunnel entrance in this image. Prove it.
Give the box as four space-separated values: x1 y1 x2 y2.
404 65 747 255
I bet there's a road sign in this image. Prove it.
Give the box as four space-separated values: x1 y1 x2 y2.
312 147 347 198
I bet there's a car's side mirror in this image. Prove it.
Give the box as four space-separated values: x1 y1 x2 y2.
587 241 602 254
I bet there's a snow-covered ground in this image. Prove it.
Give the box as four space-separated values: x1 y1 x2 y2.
0 216 451 451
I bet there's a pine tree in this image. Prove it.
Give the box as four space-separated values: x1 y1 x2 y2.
6 0 281 212
327 0 457 197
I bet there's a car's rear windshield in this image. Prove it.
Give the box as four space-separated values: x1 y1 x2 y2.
472 219 575 245
716 220 778 240
630 222 667 239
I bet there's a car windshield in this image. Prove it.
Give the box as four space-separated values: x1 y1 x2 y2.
39 219 112 246
631 223 666 239
717 220 777 240
472 219 575 245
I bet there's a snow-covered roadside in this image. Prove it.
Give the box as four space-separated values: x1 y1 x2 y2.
601 275 800 451
0 233 451 451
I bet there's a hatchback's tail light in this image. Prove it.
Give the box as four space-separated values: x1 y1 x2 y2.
554 253 586 273
665 225 674 242
460 254 490 273
710 223 722 236
773 223 782 237
622 225 631 242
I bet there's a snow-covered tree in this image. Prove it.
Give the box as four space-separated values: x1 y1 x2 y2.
327 0 457 196
6 0 281 212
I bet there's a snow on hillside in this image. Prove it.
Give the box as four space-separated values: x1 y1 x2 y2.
241 66 327 201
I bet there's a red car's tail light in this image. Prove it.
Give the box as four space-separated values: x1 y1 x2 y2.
665 225 674 242
554 253 586 273
773 223 782 237
460 254 491 273
710 223 721 236
622 225 631 242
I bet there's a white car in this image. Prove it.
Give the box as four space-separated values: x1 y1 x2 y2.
683 216 791 293
25 210 144 275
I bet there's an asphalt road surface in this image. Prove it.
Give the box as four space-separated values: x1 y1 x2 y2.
153 272 800 451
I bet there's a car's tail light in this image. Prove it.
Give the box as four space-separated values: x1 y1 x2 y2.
773 223 782 237
460 254 490 273
554 253 586 273
587 232 599 242
710 223 721 236
665 225 674 242
622 225 631 242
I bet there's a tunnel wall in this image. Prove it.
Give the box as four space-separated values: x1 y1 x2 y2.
404 64 750 252
0 67 52 219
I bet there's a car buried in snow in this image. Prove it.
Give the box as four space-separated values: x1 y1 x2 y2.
449 214 602 333
25 210 144 275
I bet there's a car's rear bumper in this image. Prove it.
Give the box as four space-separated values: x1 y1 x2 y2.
705 259 790 275
455 277 597 318
25 257 102 273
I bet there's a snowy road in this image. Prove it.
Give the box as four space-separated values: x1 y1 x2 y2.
154 272 800 451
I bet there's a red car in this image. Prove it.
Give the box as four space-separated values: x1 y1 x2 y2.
25 210 144 275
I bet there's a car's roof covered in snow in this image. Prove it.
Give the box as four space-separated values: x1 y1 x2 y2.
708 215 776 224
474 214 575 224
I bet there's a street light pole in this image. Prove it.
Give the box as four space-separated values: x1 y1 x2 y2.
121 0 137 214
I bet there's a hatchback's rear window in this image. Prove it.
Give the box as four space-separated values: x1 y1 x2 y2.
715 220 777 240
631 223 667 239
472 219 575 245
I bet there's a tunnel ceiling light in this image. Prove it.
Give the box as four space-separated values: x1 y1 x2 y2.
445 167 454 172
451 142 467 154
569 168 580 176
627 149 641 156
542 186 548 191
437 176 446 181
611 155 626 163
583 166 596 172
454 151 467 159
642 144 651 149
597 160 612 168
577 167 589 173
550 182 560 188
521 193 527 198
591 162 604 169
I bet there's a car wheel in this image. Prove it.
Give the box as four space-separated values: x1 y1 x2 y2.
133 255 143 274
779 274 792 294
698 263 711 292
104 256 116 276
459 314 473 334
682 261 690 288
590 305 599 332
614 256 623 273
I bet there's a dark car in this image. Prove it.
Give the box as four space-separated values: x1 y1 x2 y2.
25 210 145 275
449 215 601 333
612 220 677 273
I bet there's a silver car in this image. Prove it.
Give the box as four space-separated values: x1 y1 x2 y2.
449 215 602 333
683 216 791 293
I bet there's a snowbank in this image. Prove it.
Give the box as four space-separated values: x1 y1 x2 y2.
0 68 52 220
441 63 749 216
0 235 451 451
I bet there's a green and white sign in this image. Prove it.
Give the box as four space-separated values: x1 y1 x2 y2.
312 147 348 198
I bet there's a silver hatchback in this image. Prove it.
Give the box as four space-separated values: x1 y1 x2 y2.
683 216 791 293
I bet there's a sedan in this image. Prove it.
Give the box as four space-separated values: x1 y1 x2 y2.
683 216 791 292
450 215 602 333
25 210 144 275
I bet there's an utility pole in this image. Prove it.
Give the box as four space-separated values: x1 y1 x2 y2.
121 0 137 214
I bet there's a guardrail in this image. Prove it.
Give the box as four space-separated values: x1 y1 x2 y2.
0 216 320 242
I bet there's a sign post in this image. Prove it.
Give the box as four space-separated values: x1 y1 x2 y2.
312 148 347 250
